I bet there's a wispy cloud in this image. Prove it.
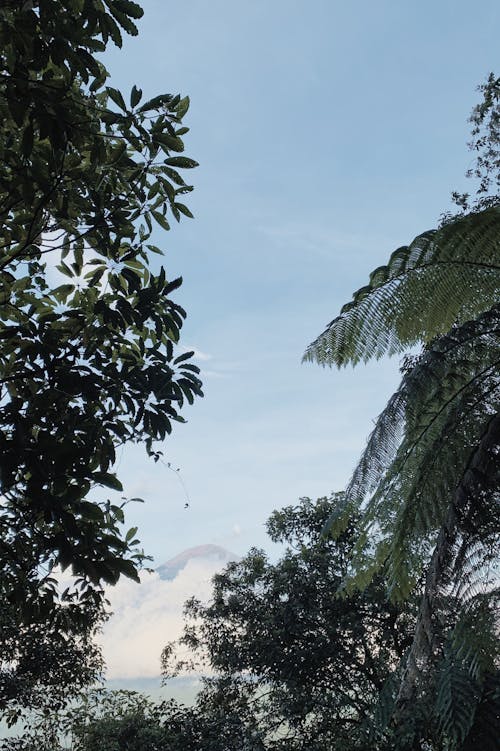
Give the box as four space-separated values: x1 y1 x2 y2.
199 368 230 380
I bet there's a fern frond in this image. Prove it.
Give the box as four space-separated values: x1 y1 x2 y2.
303 207 500 366
328 305 500 519
435 650 479 746
393 411 500 719
461 672 500 751
434 611 499 751
451 594 500 681
364 672 398 742
453 534 499 604
327 309 500 598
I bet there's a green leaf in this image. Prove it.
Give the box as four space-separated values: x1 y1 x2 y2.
146 244 164 255
174 202 194 219
112 0 144 20
176 95 190 119
92 472 124 491
137 94 174 113
113 558 140 582
52 284 75 303
125 526 138 542
163 277 183 295
107 86 127 111
156 133 185 153
130 84 142 107
56 262 75 278
152 210 170 231
174 350 194 364
164 157 199 168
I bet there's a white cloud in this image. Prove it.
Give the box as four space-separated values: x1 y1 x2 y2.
98 556 226 680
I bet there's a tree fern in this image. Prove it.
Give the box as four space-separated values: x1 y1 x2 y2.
451 595 499 682
303 207 500 367
461 672 500 751
307 79 499 748
433 602 499 751
324 307 500 600
435 650 479 746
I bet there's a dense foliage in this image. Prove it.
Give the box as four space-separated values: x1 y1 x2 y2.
0 595 105 729
163 497 419 750
0 0 202 719
1 3 497 748
2 688 265 751
5 497 496 749
304 77 500 749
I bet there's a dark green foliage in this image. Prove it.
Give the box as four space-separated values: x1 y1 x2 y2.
460 672 500 751
325 306 500 600
0 0 202 717
2 689 266 751
304 77 500 749
163 496 417 751
303 207 500 367
454 73 500 210
0 593 105 728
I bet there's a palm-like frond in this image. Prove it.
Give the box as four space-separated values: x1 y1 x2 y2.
392 411 500 730
461 672 500 751
310 204 500 747
325 306 500 598
435 651 480 746
434 599 500 751
303 207 500 366
451 594 499 682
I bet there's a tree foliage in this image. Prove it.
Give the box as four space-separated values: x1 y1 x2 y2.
163 497 418 751
2 688 265 751
0 592 105 729
0 0 202 715
302 207 500 367
304 76 500 749
6 498 495 750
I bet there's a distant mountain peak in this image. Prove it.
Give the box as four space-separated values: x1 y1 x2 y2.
156 544 238 581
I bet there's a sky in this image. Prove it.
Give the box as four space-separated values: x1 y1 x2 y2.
96 0 499 570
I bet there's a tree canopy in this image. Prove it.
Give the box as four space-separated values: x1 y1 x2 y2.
0 0 202 717
163 496 419 750
2 687 265 751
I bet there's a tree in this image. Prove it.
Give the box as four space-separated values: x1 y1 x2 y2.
303 77 500 749
2 688 266 751
0 0 202 716
0 593 105 728
163 496 418 751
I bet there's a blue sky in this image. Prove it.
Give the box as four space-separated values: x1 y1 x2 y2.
100 0 499 565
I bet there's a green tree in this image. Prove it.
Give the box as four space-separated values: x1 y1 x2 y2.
0 0 202 717
163 496 418 750
0 594 105 728
303 77 500 749
3 688 266 751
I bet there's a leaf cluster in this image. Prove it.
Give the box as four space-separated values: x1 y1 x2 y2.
0 0 202 715
163 497 417 751
2 688 266 751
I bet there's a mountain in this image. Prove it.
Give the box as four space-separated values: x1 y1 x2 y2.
156 544 238 581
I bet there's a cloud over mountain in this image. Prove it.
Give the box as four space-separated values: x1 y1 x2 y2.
98 546 237 680
157 544 237 581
